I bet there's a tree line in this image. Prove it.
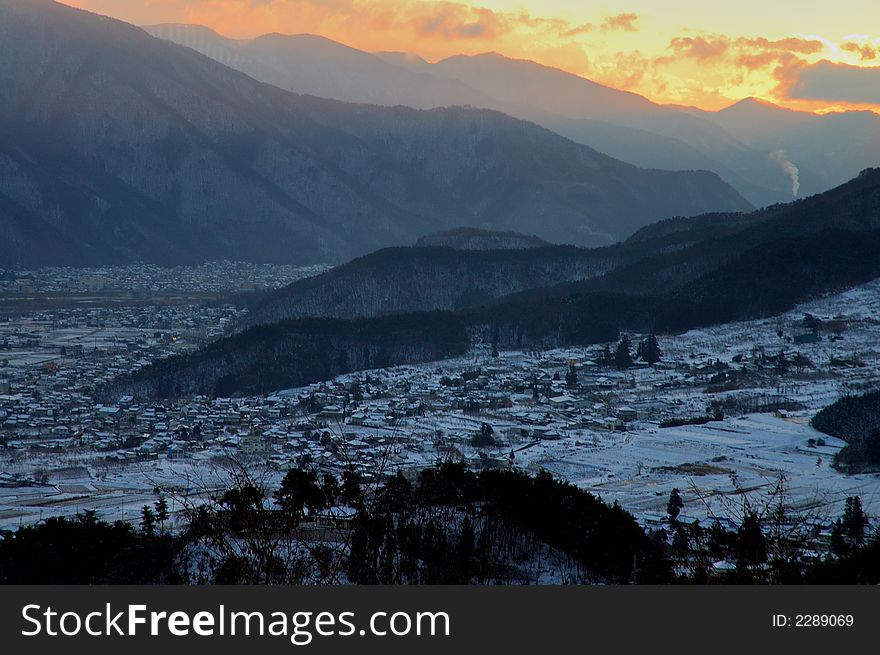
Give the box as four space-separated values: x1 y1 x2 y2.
813 390 880 472
2 462 877 585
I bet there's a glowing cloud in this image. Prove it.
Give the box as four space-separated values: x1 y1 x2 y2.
58 1 880 113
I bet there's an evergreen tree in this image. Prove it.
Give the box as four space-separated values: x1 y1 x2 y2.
341 469 363 507
472 423 496 448
140 505 156 537
830 519 850 558
154 496 169 533
667 488 684 521
637 334 663 365
736 512 767 568
565 365 578 388
775 349 789 374
275 469 326 521
671 526 689 558
614 334 634 370
843 496 866 544
321 473 340 507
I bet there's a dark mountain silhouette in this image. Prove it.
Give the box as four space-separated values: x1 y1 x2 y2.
242 245 625 326
111 170 880 399
243 169 880 328
414 227 550 250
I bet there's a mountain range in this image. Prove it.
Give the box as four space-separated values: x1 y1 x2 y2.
148 24 880 208
0 0 750 267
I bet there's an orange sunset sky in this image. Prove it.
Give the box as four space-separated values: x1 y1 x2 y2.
59 1 880 113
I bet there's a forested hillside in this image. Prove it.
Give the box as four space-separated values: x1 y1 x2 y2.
813 391 880 472
112 226 880 400
103 312 468 400
244 245 623 326
247 169 880 327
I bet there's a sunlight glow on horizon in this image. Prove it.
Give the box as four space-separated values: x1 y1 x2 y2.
59 0 880 114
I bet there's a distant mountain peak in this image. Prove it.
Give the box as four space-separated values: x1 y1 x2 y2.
145 22 225 36
719 96 805 115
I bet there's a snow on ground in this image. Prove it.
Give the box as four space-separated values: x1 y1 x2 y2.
2 278 880 531
514 413 880 525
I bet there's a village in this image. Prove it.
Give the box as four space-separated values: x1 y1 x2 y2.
1 270 879 561
0 261 327 294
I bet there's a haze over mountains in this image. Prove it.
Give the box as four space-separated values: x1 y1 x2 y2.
148 24 880 208
0 0 751 267
2 0 875 271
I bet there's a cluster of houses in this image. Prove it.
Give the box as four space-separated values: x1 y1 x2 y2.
0 262 325 295
2 304 872 487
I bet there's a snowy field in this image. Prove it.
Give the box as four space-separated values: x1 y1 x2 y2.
515 414 878 525
2 278 880 531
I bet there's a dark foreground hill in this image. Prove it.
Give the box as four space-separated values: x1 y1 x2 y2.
104 312 468 400
107 170 880 399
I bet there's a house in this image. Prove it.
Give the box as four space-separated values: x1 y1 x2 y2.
436 445 465 463
314 506 356 529
167 445 187 460
238 434 271 455
319 405 344 420
548 395 574 409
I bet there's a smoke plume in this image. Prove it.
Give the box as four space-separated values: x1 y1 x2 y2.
770 149 800 197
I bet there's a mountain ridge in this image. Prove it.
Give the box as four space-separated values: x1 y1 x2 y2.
0 0 751 266
147 24 802 206
241 168 880 329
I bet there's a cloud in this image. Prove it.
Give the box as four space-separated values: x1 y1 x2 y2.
668 34 823 62
782 59 880 104
668 36 729 59
601 13 639 33
592 50 652 89
559 23 594 39
735 50 801 71
735 36 824 54
411 5 501 40
841 41 878 60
